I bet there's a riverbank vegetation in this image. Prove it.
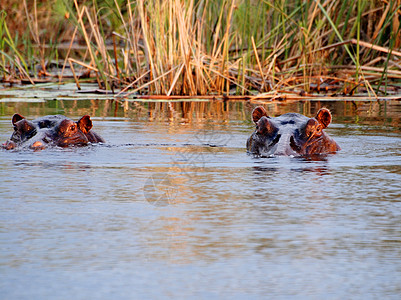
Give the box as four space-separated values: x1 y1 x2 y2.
1 0 401 97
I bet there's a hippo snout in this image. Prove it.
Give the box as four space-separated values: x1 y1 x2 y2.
270 132 299 156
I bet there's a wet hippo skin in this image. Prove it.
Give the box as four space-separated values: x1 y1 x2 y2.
2 114 104 150
247 106 340 157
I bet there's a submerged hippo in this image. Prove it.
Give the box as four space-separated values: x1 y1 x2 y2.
247 106 340 156
2 114 104 150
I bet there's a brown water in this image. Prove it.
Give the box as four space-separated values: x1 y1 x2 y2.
1 96 401 299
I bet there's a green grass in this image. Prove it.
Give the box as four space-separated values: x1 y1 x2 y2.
1 0 400 96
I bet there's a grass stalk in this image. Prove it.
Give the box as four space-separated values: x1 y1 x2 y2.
1 0 400 96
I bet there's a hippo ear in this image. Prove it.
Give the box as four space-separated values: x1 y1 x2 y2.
315 108 332 129
12 113 25 125
252 106 268 123
77 115 93 133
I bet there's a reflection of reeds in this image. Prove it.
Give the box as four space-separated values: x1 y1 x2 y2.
3 94 400 129
1 0 401 96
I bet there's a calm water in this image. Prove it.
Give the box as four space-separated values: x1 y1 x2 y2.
1 99 401 299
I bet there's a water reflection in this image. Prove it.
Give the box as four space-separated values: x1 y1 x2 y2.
1 98 401 298
251 155 332 175
2 98 401 129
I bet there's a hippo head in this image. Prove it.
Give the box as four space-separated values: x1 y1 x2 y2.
247 106 340 157
52 116 92 147
2 114 103 150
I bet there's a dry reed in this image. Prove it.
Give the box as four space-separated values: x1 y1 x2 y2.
1 0 401 97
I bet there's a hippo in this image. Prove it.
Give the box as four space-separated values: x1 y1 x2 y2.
2 114 104 150
247 106 340 157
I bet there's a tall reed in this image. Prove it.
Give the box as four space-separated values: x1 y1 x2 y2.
1 0 400 96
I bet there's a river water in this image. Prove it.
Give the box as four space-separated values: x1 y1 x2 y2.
1 97 401 299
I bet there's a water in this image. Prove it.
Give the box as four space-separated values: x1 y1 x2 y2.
1 99 401 299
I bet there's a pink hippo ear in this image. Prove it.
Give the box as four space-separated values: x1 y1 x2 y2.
252 106 268 123
77 115 93 134
315 108 332 129
12 114 25 125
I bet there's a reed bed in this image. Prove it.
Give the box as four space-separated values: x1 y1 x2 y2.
1 0 401 97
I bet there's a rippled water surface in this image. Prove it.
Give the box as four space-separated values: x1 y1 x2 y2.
1 99 401 299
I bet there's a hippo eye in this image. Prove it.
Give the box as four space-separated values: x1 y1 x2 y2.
315 125 323 136
69 125 76 131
